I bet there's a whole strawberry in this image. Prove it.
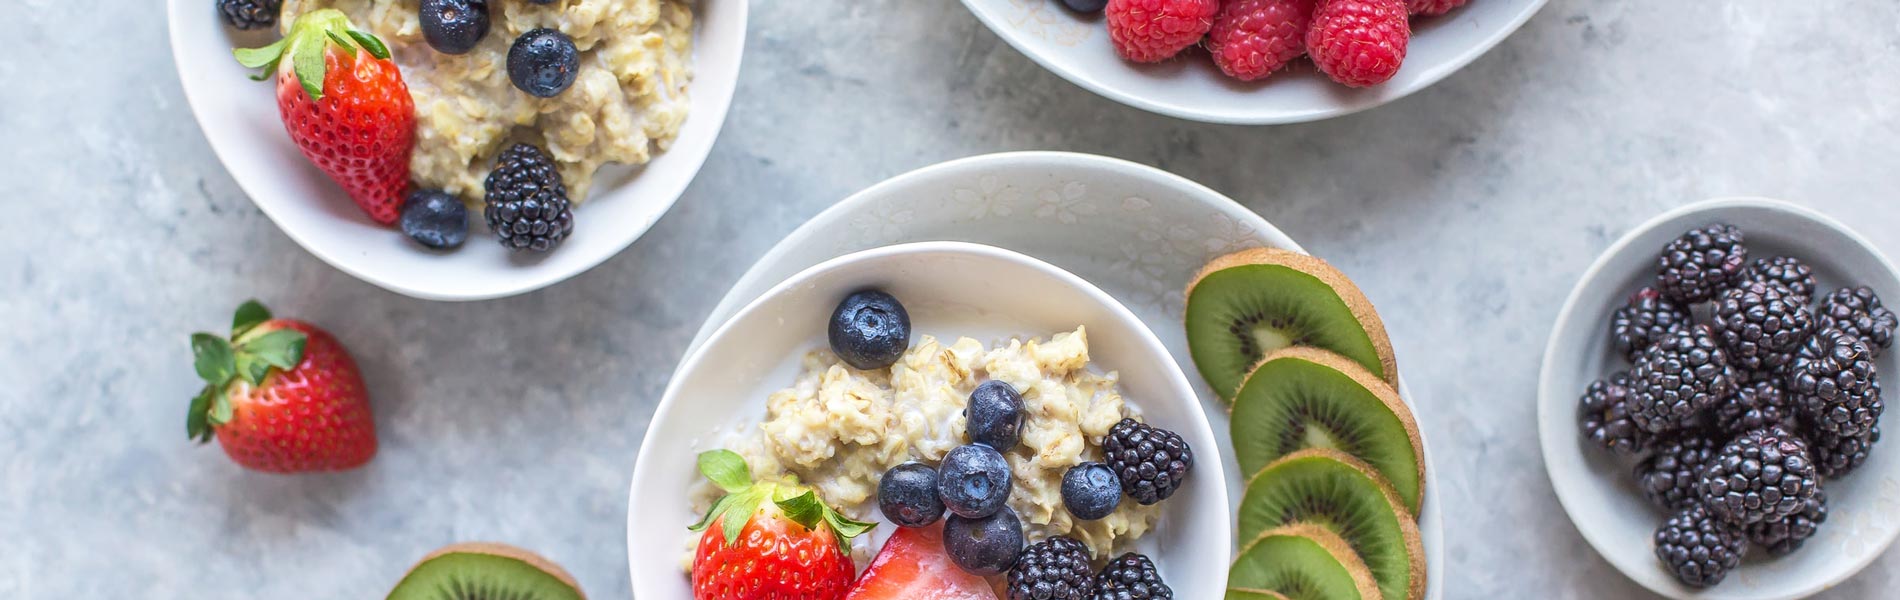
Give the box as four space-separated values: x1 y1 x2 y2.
1307 0 1410 88
1106 0 1220 63
1207 0 1315 81
236 10 415 225
186 300 375 473
1407 0 1469 16
690 450 873 600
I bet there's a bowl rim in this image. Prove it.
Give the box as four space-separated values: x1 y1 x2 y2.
1537 196 1900 599
627 240 1231 597
164 0 750 301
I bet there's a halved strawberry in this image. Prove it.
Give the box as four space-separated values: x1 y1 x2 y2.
689 451 874 600
844 523 999 600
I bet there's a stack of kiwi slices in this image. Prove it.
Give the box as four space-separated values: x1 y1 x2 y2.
1185 248 1428 600
386 542 585 600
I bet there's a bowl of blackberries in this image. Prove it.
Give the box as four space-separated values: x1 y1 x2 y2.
1541 197 1900 599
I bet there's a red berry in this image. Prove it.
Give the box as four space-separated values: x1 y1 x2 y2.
1207 0 1316 81
1306 0 1410 87
1407 0 1469 16
1106 0 1220 63
185 301 376 474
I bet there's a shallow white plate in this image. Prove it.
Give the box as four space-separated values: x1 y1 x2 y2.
957 0 1547 124
681 151 1443 598
167 0 747 300
628 242 1231 598
1539 197 1900 599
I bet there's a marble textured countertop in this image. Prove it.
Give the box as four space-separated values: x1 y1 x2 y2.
6 0 1900 597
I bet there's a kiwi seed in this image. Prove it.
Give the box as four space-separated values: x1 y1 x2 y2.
1231 347 1426 514
1185 248 1398 401
386 542 585 600
1237 448 1424 600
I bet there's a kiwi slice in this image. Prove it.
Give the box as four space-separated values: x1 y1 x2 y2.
1232 347 1425 514
1228 523 1380 600
1185 248 1397 401
1239 449 1424 600
387 543 585 600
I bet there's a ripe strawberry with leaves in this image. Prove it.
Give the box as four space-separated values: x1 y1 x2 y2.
689 450 873 600
235 9 415 225
186 300 375 473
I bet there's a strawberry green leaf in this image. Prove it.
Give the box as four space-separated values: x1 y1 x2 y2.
774 491 826 531
326 30 357 58
209 392 235 427
191 333 236 386
697 450 752 494
231 300 271 336
347 29 390 60
720 489 755 545
240 329 307 372
687 493 734 533
291 27 328 100
233 38 287 69
186 387 215 443
823 509 876 545
234 354 271 386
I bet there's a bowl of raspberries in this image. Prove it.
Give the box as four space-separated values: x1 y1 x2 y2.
1540 197 1900 598
956 0 1547 124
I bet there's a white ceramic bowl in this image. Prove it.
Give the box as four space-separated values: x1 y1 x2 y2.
628 241 1230 599
957 0 1548 124
1539 198 1900 599
166 0 747 300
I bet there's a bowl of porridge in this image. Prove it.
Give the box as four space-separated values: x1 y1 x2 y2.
627 241 1229 598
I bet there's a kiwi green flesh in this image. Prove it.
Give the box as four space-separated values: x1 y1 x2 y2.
1227 590 1292 600
1187 265 1388 401
388 551 584 600
1229 533 1368 600
1233 355 1423 513
1240 454 1414 600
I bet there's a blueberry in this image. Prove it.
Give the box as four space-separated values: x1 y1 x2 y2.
939 444 1012 519
943 505 1025 576
966 380 1025 449
828 290 911 370
400 190 469 250
878 462 945 528
419 0 489 55
1060 0 1107 12
1061 462 1122 521
507 28 579 98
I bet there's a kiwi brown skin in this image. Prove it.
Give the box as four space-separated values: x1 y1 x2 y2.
1186 248 1399 399
1240 448 1425 600
1231 523 1381 600
1232 347 1426 515
392 542 585 600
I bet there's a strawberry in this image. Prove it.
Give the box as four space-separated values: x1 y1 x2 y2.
843 523 998 600
235 10 416 225
689 450 874 600
186 300 376 473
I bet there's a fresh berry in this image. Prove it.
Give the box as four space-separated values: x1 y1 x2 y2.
1635 432 1718 511
1711 280 1814 372
185 300 375 473
844 523 997 600
1654 504 1745 588
879 462 946 528
828 290 912 370
967 380 1026 449
939 444 1013 519
1741 256 1817 304
1610 287 1691 362
1811 425 1878 478
1405 0 1466 16
1713 379 1791 436
508 28 579 97
399 189 470 250
483 143 575 252
1577 371 1646 456
1746 488 1827 557
1105 0 1220 63
419 0 491 55
236 10 416 225
1628 324 1737 434
1062 462 1123 521
219 0 282 29
1007 537 1095 600
1094 553 1172 600
1789 327 1883 438
1305 0 1409 88
1655 224 1748 304
690 450 873 600
1816 286 1898 357
1104 418 1194 505
1062 0 1109 12
1206 0 1315 82
943 505 1026 576
1699 426 1819 525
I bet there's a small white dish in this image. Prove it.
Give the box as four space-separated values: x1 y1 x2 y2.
166 0 747 300
956 0 1548 124
1539 197 1900 599
628 241 1230 599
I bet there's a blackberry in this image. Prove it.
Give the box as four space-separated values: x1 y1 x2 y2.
1578 371 1646 456
1789 328 1883 438
1699 426 1819 525
1654 504 1746 588
1811 425 1879 478
1746 488 1828 557
1656 224 1748 304
218 0 281 30
1816 286 1898 357
1713 380 1791 436
1610 287 1691 362
1007 537 1094 600
1711 281 1814 372
1635 432 1719 511
483 143 574 252
1104 418 1194 505
1628 324 1738 434
1093 553 1172 600
1741 256 1817 304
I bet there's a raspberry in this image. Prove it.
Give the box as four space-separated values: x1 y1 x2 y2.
1406 0 1468 16
1106 0 1220 63
1207 0 1315 81
1305 0 1409 88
